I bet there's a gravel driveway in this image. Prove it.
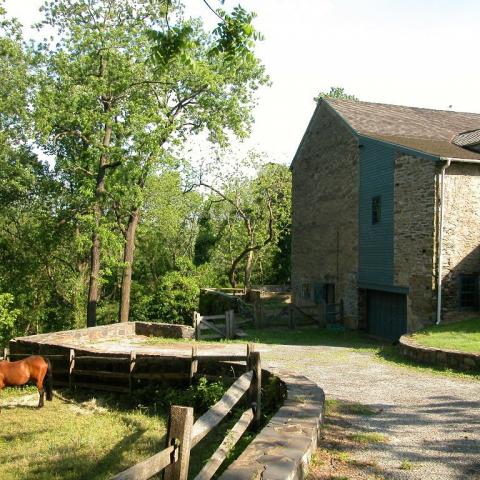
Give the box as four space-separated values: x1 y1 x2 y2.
260 344 480 480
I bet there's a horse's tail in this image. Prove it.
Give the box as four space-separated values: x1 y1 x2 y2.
45 358 53 401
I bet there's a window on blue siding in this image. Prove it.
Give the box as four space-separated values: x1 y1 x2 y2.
372 196 381 224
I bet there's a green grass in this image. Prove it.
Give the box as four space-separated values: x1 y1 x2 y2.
325 399 377 417
348 432 387 444
0 371 279 480
0 389 168 480
399 459 414 470
411 318 480 353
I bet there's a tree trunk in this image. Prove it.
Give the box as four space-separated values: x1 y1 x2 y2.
118 208 140 323
244 249 254 290
86 121 112 327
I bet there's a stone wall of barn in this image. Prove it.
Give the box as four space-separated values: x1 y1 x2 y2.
291 100 359 327
393 154 438 330
441 162 480 316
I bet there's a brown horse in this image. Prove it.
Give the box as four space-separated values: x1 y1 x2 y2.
0 355 53 408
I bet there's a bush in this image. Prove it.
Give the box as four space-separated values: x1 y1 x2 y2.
134 376 227 413
148 272 200 324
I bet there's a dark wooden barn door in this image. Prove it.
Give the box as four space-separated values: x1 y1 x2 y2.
367 290 407 341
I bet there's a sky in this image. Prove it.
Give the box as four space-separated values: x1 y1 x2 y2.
4 0 480 165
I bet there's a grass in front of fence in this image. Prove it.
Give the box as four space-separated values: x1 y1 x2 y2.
410 318 480 353
0 388 167 480
0 375 264 480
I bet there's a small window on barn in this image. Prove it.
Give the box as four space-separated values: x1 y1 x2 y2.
372 196 381 224
302 283 311 300
459 274 479 309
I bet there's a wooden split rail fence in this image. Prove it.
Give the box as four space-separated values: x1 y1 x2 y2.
111 346 262 480
2 346 254 393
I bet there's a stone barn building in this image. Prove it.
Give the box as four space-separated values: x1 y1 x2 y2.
291 98 480 340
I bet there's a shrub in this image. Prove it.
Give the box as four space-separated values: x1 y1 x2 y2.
149 271 200 324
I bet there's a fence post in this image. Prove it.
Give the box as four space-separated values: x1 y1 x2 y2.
129 350 136 394
252 291 263 329
69 348 75 390
288 306 295 329
248 351 262 431
225 309 235 339
164 405 194 480
189 346 198 385
2 347 9 361
193 311 201 340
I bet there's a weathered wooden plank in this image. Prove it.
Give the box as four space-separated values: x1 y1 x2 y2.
69 348 75 390
201 314 226 320
249 351 262 430
190 346 198 385
73 369 129 379
8 353 67 359
195 355 248 363
164 406 194 480
111 444 176 480
75 356 130 363
72 382 130 393
191 370 253 447
193 408 254 480
200 319 226 337
133 372 189 380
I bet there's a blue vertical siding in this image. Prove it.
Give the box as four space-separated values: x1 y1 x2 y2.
359 138 395 285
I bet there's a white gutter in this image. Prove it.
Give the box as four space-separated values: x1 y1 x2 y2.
436 156 480 324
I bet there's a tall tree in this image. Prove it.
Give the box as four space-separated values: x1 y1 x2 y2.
193 157 291 289
34 0 267 326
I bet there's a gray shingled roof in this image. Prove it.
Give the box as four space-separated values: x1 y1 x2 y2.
325 98 480 160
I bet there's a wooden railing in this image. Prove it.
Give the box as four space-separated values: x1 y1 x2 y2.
194 310 243 340
112 347 262 480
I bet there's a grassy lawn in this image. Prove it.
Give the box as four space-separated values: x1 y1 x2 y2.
0 388 167 480
411 318 480 354
0 382 256 480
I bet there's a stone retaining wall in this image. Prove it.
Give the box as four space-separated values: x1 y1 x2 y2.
220 370 325 480
399 335 480 372
10 321 194 349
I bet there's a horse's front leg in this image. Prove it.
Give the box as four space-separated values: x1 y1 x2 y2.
37 380 45 408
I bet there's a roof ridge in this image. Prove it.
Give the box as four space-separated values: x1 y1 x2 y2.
325 97 480 116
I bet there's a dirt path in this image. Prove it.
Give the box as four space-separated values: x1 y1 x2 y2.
261 344 480 480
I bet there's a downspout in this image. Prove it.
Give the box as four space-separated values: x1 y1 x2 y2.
436 159 451 325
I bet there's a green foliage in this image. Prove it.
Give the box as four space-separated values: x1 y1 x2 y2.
192 156 292 287
135 376 227 412
314 86 359 102
132 269 200 324
0 293 20 347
